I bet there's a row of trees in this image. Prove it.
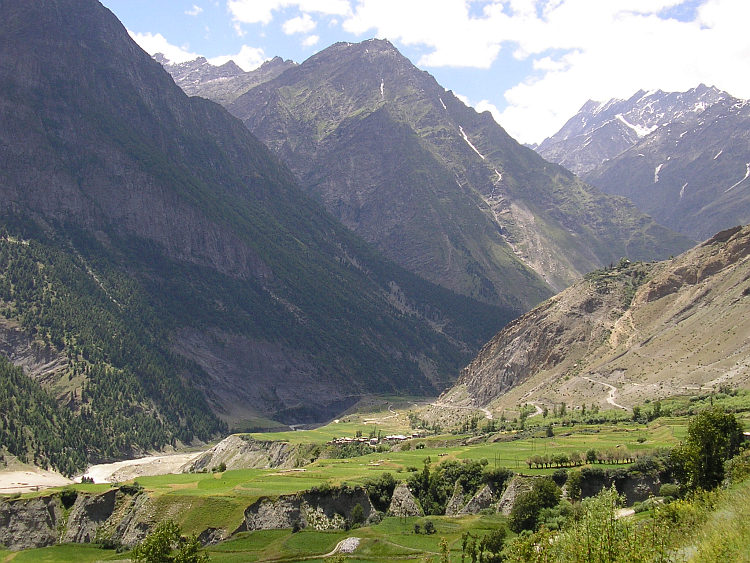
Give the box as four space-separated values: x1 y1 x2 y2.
525 447 640 469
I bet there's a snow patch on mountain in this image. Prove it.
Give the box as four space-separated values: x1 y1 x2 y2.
459 126 485 160
654 163 664 183
616 114 657 137
725 163 750 193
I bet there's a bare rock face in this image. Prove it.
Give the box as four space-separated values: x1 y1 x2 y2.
61 489 117 543
243 486 376 531
0 496 62 550
0 319 67 384
438 224 750 414
497 476 534 516
459 484 495 514
444 481 466 516
386 482 423 517
182 435 295 472
0 487 157 550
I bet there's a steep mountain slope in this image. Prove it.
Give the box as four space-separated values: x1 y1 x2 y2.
180 40 691 307
439 226 750 415
585 95 750 240
536 85 727 177
0 0 514 470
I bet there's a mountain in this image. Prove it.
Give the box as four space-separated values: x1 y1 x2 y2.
159 54 296 106
162 40 691 308
438 225 750 415
536 85 750 241
585 94 750 241
536 85 728 177
0 0 514 471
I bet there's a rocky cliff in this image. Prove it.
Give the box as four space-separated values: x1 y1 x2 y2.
0 487 153 550
241 486 376 531
182 435 297 472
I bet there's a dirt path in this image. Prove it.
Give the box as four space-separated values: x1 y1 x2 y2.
364 403 398 424
581 376 631 411
430 401 493 420
527 402 544 418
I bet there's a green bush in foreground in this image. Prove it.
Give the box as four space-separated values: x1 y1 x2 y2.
131 520 207 563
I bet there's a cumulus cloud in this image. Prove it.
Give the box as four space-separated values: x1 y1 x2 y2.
209 45 267 71
128 31 199 63
343 0 502 68
302 34 320 47
228 0 350 26
283 13 316 34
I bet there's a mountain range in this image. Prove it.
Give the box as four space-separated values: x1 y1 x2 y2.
537 85 750 241
161 42 691 307
0 0 517 470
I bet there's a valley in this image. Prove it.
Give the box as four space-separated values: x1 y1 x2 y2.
0 0 749 560
1 388 749 561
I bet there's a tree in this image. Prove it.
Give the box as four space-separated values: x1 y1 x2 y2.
350 503 365 527
508 478 561 533
672 407 744 491
131 520 208 563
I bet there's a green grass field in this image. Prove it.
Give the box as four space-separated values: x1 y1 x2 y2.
3 392 747 562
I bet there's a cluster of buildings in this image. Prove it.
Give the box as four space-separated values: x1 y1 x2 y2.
326 432 424 447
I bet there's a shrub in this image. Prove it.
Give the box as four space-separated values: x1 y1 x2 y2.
659 483 680 499
552 468 568 487
60 488 78 509
131 520 208 563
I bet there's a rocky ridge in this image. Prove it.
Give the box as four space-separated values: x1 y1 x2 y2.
437 225 750 415
159 54 296 106
536 84 728 177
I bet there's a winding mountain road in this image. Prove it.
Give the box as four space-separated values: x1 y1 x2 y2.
430 401 493 420
580 376 631 411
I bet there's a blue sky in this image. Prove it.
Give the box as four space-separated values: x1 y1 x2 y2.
100 0 750 144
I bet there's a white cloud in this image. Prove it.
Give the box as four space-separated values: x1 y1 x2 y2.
283 13 316 34
228 0 350 26
302 34 320 47
343 0 502 68
209 45 267 71
128 31 199 63
185 4 203 16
